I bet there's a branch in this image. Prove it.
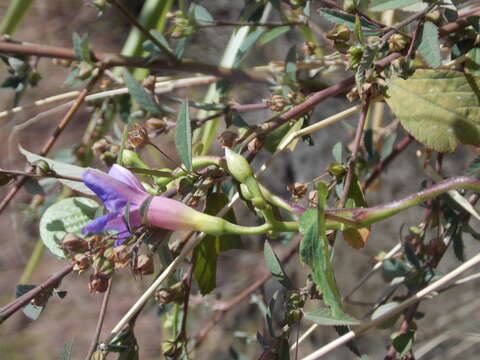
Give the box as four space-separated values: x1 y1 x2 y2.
0 71 103 214
0 265 73 324
0 41 271 84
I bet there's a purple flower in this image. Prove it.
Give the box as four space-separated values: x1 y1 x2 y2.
82 164 201 245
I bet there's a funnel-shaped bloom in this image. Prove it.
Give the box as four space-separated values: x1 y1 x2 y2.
82 165 208 245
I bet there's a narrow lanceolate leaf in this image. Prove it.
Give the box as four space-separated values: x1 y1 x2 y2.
39 197 99 258
123 69 164 116
299 182 343 317
304 308 360 326
175 100 192 170
19 145 94 195
259 26 290 45
370 0 420 11
386 70 480 153
318 9 380 31
417 22 441 68
264 241 294 289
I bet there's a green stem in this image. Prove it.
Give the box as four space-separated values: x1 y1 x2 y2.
0 0 35 35
18 239 44 284
326 176 480 229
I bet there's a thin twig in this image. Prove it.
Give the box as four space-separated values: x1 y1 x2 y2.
300 251 480 360
109 0 177 62
85 278 113 360
339 97 370 207
0 265 73 323
0 71 103 215
0 168 82 182
363 135 413 190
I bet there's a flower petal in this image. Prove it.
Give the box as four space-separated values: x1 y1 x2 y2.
83 168 147 212
82 213 117 235
147 196 199 230
108 164 146 192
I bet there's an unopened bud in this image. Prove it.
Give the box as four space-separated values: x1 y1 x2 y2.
146 117 167 130
61 233 88 254
326 24 351 42
388 34 408 52
224 148 253 183
35 160 52 176
134 254 154 275
93 257 114 276
328 162 347 178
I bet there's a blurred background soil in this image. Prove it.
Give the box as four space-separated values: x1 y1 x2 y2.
0 1 479 359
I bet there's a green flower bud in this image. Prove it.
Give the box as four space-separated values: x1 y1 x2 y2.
224 148 253 183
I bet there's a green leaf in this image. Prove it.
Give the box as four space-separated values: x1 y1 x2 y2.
304 308 360 326
300 182 343 317
73 33 91 63
39 197 99 258
264 241 294 289
16 284 44 320
175 99 192 170
144 29 173 53
370 0 420 11
264 118 304 153
318 9 380 31
371 302 401 329
466 155 480 175
386 70 480 152
383 259 411 279
259 26 291 45
392 330 415 357
193 193 243 294
189 3 214 25
19 145 94 195
417 22 441 68
465 47 480 76
123 69 164 116
285 45 297 84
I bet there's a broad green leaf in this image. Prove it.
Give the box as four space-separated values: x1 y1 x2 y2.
189 3 214 25
371 302 401 329
304 308 360 326
370 0 420 11
318 9 380 31
264 241 294 289
39 197 99 258
383 259 411 279
386 70 480 152
300 182 343 317
73 33 91 63
392 330 415 356
465 47 480 76
417 22 441 68
175 100 192 170
19 145 94 195
123 69 164 116
264 118 304 153
193 193 242 294
259 26 290 45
